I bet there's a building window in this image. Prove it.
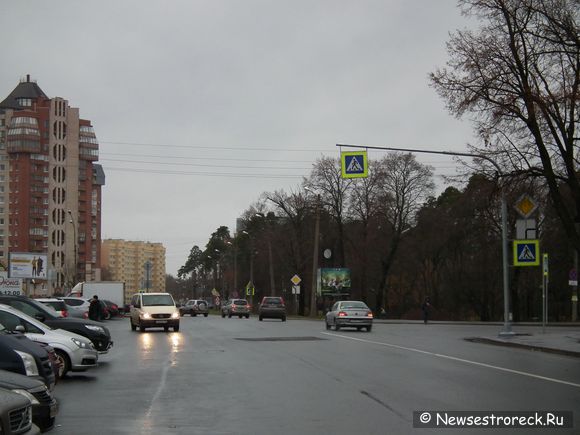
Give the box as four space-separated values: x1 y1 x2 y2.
17 98 32 107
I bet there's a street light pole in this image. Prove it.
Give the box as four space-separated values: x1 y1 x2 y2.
337 144 513 335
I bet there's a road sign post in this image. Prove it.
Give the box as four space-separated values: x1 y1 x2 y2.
542 253 549 334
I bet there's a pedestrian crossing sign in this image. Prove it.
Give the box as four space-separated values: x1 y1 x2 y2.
513 240 540 266
341 151 368 179
245 281 255 296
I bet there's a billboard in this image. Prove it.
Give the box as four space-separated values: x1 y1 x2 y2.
320 268 351 294
9 253 48 279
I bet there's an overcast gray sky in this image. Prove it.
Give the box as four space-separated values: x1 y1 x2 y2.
1 1 478 276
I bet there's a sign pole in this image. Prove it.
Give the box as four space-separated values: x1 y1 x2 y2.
542 253 549 334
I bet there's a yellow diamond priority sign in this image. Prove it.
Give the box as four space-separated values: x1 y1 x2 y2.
290 274 302 286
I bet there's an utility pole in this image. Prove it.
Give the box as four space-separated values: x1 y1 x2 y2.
308 192 321 318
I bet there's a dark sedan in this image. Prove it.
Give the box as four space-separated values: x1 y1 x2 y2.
258 297 286 321
325 300 373 332
0 370 58 432
0 296 113 353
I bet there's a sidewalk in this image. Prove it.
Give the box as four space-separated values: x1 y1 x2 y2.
470 329 580 358
373 319 580 358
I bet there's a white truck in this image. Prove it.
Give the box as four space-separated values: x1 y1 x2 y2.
69 281 126 308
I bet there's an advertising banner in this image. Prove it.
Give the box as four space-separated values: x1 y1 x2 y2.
320 268 351 294
0 272 22 296
9 253 48 279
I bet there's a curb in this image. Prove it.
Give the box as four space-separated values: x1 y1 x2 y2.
465 337 580 359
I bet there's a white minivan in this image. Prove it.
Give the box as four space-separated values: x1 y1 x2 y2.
129 293 180 332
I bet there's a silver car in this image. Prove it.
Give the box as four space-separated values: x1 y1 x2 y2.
325 300 373 332
60 297 91 319
0 304 98 377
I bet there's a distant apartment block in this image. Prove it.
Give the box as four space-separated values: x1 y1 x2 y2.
101 239 166 296
0 75 104 294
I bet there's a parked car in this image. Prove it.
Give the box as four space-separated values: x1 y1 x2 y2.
179 300 209 317
0 328 55 391
258 297 287 321
58 297 90 319
0 387 40 435
102 300 120 319
0 304 98 378
34 344 60 384
0 370 58 432
129 293 180 332
221 299 250 319
34 299 68 318
325 300 373 332
0 296 113 354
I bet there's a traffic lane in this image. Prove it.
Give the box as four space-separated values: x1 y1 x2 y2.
355 323 580 387
314 330 580 434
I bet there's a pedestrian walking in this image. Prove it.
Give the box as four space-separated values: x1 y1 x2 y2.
421 297 431 324
89 295 103 321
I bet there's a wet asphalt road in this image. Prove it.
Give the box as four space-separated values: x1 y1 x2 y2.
49 316 580 435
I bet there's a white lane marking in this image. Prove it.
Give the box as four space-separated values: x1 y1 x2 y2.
321 332 580 389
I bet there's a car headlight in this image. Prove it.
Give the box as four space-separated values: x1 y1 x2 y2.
171 312 179 319
142 313 151 320
71 338 91 349
14 351 40 376
84 325 105 334
12 389 40 405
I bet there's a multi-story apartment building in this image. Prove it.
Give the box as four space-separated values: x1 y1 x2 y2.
101 239 166 298
0 75 104 294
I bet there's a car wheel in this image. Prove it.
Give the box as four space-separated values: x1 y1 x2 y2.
173 325 179 332
104 311 111 320
325 321 330 330
164 326 169 332
366 325 372 332
139 323 146 332
356 326 362 331
259 316 263 321
238 315 243 319
221 312 225 318
130 320 137 331
204 313 208 317
228 314 232 318
192 313 197 317
282 317 286 322
335 323 340 331
55 349 70 378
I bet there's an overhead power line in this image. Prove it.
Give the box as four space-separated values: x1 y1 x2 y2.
103 166 306 179
100 158 311 170
101 140 330 153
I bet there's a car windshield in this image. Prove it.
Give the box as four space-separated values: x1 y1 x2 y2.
142 294 175 306
340 302 368 309
234 300 248 305
263 298 282 304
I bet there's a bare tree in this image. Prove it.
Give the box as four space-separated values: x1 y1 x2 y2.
264 188 311 314
306 157 352 266
430 0 580 252
376 153 434 312
347 160 384 301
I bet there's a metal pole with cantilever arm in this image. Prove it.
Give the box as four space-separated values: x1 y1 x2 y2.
336 144 513 336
